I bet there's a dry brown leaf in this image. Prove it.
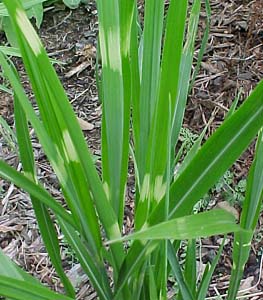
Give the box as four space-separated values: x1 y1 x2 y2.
65 61 90 78
239 276 254 294
81 44 96 59
67 263 88 287
0 224 23 233
217 201 239 220
77 117 94 131
201 62 219 74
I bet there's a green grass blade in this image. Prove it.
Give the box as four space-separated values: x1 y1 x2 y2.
0 160 75 227
168 241 194 300
14 95 34 173
113 240 158 299
14 94 75 297
241 130 263 230
0 0 46 16
99 0 134 230
171 0 201 152
132 262 148 299
148 264 158 300
182 239 197 299
158 0 187 114
2 0 124 269
0 45 62 64
175 123 208 178
188 0 211 93
153 96 172 299
130 5 140 169
227 230 253 300
97 0 130 225
197 236 225 300
136 0 165 181
117 0 135 225
59 218 113 300
166 79 263 220
154 241 168 299
4 0 102 256
227 130 263 300
0 115 17 151
34 204 75 297
0 276 74 300
0 249 40 284
135 0 188 226
225 88 243 120
109 209 239 242
0 83 13 94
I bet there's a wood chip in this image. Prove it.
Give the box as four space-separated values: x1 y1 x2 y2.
65 61 90 78
201 62 219 74
212 33 234 38
67 263 88 287
0 224 23 233
239 276 254 293
77 44 96 59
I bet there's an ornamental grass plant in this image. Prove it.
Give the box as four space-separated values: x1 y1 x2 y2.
0 0 263 299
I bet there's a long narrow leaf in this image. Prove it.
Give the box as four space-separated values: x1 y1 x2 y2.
111 209 238 297
168 241 194 300
227 130 263 300
0 249 40 284
188 0 211 93
0 276 74 300
0 160 75 227
130 5 141 175
171 0 201 156
197 237 226 300
175 122 208 178
134 0 187 230
5 0 104 258
168 80 263 219
98 0 133 228
14 93 75 297
0 0 46 16
113 240 158 299
2 0 124 270
109 209 239 243
59 218 113 300
136 0 164 181
182 239 197 299
147 79 263 224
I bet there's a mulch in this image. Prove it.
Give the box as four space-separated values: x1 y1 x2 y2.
0 0 263 299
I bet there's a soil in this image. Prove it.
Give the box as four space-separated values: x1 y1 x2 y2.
0 0 263 299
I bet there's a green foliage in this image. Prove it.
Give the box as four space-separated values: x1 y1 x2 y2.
45 0 89 9
0 116 17 151
62 0 88 9
0 0 88 47
198 170 247 209
0 0 263 300
0 0 46 46
179 127 199 154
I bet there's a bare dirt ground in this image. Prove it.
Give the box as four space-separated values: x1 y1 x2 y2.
0 0 263 299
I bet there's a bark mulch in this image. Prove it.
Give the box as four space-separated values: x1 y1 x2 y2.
0 0 263 299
